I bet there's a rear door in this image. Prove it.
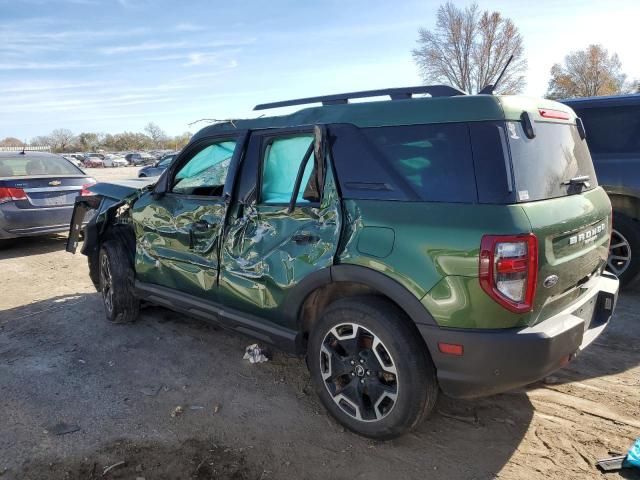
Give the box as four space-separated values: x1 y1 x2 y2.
218 126 342 328
131 135 241 298
505 118 610 319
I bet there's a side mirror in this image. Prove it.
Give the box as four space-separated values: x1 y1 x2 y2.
152 169 169 199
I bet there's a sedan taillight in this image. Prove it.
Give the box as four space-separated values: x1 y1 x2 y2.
80 178 96 196
0 187 27 204
479 234 538 313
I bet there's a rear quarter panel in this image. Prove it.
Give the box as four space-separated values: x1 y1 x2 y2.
338 200 534 328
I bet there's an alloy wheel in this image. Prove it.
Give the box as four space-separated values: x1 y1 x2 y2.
319 323 398 422
608 228 632 276
100 254 114 315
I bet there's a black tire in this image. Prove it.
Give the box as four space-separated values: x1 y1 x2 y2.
88 252 100 291
307 296 438 439
138 173 146 178
98 240 139 323
609 213 640 287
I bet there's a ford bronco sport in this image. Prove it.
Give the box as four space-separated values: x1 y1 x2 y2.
68 86 619 439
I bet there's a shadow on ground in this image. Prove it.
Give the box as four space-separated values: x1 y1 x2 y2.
1 294 536 479
0 234 67 260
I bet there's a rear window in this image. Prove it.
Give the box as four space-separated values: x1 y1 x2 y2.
0 156 83 177
572 105 640 155
359 123 476 203
507 121 597 202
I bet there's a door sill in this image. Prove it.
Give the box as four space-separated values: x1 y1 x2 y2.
134 281 300 353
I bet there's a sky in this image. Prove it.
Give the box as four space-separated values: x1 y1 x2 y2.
1 0 639 140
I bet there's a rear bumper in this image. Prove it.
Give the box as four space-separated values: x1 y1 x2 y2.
419 272 619 399
0 203 74 239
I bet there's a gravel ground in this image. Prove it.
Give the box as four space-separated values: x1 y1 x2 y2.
0 167 639 479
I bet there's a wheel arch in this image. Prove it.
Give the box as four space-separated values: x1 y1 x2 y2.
286 264 437 354
607 191 640 223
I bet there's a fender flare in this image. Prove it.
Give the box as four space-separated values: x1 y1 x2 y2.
283 264 438 329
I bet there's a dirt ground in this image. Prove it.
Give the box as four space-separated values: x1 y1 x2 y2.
1 167 639 479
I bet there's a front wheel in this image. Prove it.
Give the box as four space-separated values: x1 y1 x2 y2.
307 296 438 439
98 240 139 323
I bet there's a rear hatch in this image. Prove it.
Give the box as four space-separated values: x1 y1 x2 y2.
506 113 610 322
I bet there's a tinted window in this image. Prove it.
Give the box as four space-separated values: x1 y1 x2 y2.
573 106 640 155
0 156 83 177
469 122 514 204
360 123 477 203
261 135 315 204
173 141 236 195
507 121 597 202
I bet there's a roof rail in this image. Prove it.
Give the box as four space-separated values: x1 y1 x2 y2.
253 85 466 111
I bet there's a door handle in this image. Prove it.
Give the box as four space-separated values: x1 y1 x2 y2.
192 219 213 231
292 233 320 244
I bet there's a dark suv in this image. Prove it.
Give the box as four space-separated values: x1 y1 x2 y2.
561 94 640 286
68 87 619 439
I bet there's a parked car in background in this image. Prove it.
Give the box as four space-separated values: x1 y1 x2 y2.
83 156 104 168
561 94 640 286
63 155 83 168
84 152 105 160
0 151 95 245
69 87 618 439
103 154 128 168
125 152 155 166
138 153 177 177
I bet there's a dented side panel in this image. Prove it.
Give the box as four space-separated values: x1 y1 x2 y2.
218 163 341 329
130 192 226 298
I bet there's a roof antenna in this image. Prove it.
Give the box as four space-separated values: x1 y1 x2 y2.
20 141 26 155
479 55 513 95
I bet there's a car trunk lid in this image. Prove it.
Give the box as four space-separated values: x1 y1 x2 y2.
0 175 91 208
521 187 611 322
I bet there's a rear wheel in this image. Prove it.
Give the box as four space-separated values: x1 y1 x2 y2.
609 213 640 287
98 241 139 323
307 296 437 439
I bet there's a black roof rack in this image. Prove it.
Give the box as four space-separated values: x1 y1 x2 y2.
253 85 466 111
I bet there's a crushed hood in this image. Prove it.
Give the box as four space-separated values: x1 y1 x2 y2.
87 178 156 201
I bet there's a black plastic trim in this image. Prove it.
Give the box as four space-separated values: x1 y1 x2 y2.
135 281 300 353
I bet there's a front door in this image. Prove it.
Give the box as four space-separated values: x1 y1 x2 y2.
219 126 342 329
131 136 239 298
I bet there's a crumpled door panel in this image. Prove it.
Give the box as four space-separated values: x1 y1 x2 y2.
219 166 342 328
131 193 225 297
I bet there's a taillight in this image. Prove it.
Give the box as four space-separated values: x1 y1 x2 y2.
0 187 27 204
479 234 538 313
80 178 96 196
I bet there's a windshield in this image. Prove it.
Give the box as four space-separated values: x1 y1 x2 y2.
507 121 597 202
0 156 83 177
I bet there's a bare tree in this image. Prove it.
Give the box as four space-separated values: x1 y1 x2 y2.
0 137 24 147
48 128 76 152
412 2 527 94
546 45 627 99
144 122 167 148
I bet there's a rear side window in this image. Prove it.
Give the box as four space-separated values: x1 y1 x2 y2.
261 135 315 204
573 105 640 155
359 123 477 203
507 121 597 202
0 156 83 177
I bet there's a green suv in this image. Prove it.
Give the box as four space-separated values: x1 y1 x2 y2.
68 86 619 439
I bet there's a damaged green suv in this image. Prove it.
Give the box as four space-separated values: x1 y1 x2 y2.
68 86 619 439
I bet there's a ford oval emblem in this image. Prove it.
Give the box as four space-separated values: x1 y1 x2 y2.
543 275 559 288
